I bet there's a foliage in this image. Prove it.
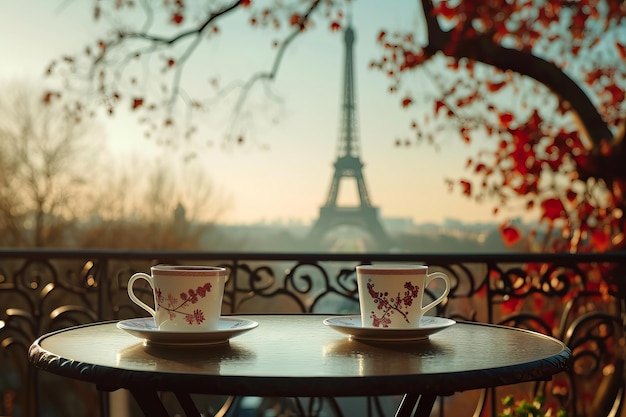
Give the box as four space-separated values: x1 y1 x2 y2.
373 0 625 253
499 395 568 417
44 0 626 253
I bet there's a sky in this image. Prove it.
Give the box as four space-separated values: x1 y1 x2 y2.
0 0 502 226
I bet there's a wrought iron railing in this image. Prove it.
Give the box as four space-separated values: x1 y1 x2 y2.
1 250 625 417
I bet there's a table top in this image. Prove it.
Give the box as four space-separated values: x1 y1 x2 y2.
29 315 571 397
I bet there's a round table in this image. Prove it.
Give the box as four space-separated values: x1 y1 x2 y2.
29 314 571 417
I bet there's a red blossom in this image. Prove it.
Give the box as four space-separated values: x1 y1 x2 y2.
192 309 205 324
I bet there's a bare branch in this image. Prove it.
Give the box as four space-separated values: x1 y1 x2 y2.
228 0 324 139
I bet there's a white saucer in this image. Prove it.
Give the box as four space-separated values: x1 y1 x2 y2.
323 315 456 342
117 317 259 346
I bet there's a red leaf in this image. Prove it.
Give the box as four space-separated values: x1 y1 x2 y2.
171 13 184 25
42 91 55 104
290 14 301 26
499 223 522 247
460 126 471 143
132 98 144 110
616 42 626 60
240 0 251 7
498 112 514 127
566 189 577 202
167 58 175 67
540 198 565 222
459 180 471 196
401 97 412 108
527 109 542 130
590 230 610 252
604 84 625 105
432 2 459 20
434 100 446 115
486 81 506 92
400 50 425 70
501 297 523 316
377 31 386 44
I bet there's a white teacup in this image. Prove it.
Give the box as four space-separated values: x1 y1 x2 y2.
127 265 227 332
356 264 450 329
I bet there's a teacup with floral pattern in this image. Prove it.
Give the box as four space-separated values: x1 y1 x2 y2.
356 265 450 329
128 265 227 332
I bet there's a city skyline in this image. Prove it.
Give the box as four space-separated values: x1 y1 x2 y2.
0 1 521 228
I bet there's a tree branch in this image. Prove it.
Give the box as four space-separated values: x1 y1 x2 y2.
457 37 614 152
417 0 615 154
230 0 323 130
94 0 243 67
125 0 242 45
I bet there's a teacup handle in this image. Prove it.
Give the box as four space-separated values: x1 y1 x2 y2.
127 273 156 317
421 272 451 314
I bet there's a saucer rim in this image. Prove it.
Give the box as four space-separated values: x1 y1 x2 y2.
323 315 456 341
117 316 259 346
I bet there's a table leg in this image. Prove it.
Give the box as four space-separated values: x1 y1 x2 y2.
174 391 201 417
129 388 170 417
394 393 437 417
413 395 436 417
394 394 418 417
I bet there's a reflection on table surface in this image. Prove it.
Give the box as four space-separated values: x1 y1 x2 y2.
32 314 570 398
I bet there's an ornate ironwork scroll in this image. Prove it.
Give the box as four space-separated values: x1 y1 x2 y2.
0 250 624 417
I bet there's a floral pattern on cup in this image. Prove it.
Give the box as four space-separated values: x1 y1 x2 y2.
156 282 213 325
366 279 420 328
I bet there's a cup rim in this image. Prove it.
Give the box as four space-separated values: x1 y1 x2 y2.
150 265 227 276
356 264 427 275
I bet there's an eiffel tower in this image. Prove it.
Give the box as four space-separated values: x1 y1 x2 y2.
308 24 392 251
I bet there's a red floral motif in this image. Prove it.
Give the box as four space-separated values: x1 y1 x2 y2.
156 282 213 325
366 279 420 327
